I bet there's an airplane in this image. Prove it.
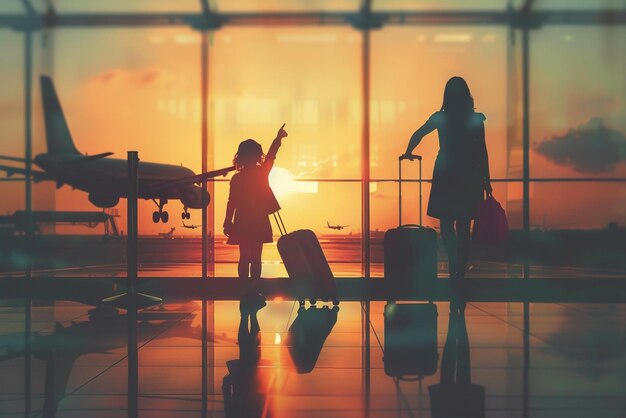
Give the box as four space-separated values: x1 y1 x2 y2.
326 221 349 231
158 227 176 239
0 76 235 224
182 222 201 230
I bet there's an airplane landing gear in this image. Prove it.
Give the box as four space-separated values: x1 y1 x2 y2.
152 198 169 223
181 207 190 220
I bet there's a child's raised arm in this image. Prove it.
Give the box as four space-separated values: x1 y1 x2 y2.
264 123 288 172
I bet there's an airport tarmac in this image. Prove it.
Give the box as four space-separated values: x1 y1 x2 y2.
1 236 625 280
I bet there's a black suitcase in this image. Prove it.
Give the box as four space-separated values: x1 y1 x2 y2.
286 305 339 373
383 301 438 377
274 212 339 307
384 155 438 299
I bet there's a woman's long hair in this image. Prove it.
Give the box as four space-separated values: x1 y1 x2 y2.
440 77 474 118
233 139 264 171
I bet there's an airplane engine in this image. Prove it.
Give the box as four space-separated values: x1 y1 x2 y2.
88 193 120 208
181 187 210 209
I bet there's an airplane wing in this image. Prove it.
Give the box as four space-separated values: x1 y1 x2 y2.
61 152 114 165
146 165 236 194
0 155 27 163
0 164 55 182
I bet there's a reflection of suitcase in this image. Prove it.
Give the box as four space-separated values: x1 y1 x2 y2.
384 155 437 299
429 383 485 418
275 213 339 307
286 305 339 373
383 302 438 377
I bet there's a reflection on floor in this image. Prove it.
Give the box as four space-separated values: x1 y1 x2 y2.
1 299 625 417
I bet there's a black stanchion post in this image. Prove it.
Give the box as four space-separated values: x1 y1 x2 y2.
127 151 139 418
127 151 138 298
102 153 161 310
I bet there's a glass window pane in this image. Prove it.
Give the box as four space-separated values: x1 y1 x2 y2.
371 27 508 181
530 27 626 179
211 27 362 180
210 27 363 278
0 29 24 214
528 182 625 278
533 0 626 10
214 0 361 12
374 0 514 11
54 0 201 13
0 1 27 13
49 28 202 277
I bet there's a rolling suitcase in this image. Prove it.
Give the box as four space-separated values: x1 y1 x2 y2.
383 154 438 299
274 212 339 307
383 301 438 378
286 305 339 373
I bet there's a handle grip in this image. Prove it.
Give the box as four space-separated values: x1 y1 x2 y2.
399 154 422 161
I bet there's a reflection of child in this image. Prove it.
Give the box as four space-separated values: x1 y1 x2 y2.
223 124 288 302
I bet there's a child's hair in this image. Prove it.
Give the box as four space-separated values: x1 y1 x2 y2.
233 139 264 171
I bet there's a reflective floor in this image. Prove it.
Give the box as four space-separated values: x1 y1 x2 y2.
1 297 625 417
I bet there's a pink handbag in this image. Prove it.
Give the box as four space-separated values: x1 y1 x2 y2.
472 194 509 245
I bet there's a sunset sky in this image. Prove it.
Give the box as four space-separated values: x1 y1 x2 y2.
0 24 624 235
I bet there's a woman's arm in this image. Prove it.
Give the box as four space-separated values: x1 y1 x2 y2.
403 115 437 157
264 123 288 172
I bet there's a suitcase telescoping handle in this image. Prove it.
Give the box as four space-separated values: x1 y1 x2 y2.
273 211 287 236
398 154 423 227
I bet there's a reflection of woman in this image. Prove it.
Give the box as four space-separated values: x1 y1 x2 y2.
429 300 485 418
403 77 491 281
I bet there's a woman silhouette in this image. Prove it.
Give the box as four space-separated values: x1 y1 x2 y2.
402 77 491 281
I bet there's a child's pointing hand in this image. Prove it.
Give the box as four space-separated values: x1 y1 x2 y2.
276 123 288 140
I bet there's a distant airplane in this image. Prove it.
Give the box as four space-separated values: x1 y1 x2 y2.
0 76 235 224
182 222 200 230
158 227 175 239
326 221 349 231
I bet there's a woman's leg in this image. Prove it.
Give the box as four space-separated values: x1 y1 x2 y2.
238 244 251 280
456 218 471 278
440 218 457 277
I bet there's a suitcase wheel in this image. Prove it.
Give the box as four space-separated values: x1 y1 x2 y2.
332 299 340 306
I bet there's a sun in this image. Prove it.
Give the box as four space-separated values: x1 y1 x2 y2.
269 166 295 198
269 166 319 197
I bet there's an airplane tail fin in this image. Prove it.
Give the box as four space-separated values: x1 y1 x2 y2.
327 221 330 227
40 76 81 155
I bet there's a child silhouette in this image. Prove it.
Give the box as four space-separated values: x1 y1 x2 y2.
224 124 288 303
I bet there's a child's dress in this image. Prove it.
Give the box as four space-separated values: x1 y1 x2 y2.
226 139 281 245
